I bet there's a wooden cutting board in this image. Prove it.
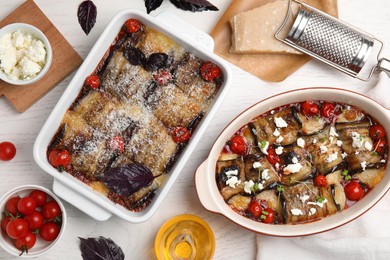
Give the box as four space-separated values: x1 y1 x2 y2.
211 0 338 82
0 0 83 112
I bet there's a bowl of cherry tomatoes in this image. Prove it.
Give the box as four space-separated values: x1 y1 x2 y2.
0 185 66 257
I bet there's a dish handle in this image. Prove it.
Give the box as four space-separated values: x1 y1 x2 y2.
195 160 220 214
52 179 112 221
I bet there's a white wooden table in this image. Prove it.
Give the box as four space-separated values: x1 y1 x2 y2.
1 0 389 259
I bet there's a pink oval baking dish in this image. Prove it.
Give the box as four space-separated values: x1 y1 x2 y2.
195 87 390 237
33 9 231 223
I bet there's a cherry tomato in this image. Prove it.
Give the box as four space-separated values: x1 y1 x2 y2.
48 149 71 169
301 101 319 116
248 200 262 218
0 141 16 161
42 201 62 220
1 216 11 233
344 182 364 201
169 126 191 143
200 61 222 82
39 222 60 241
124 18 142 33
84 75 100 89
24 211 44 230
18 197 37 215
369 125 386 140
266 146 280 165
154 70 172 85
321 102 336 118
29 190 47 207
109 136 125 152
229 135 247 155
261 208 276 224
14 231 36 254
314 175 328 187
373 139 387 154
6 218 28 239
5 196 21 216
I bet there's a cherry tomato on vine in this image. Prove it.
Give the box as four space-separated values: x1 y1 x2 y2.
248 200 262 218
369 125 386 140
24 211 44 230
39 222 60 241
84 75 100 89
374 139 387 154
0 141 16 161
17 197 37 215
169 127 191 143
14 231 36 254
124 19 142 33
200 61 222 82
5 196 21 216
301 101 319 116
229 135 247 155
42 201 62 220
344 182 364 201
6 218 28 239
261 208 276 224
1 216 11 233
48 150 71 169
321 102 336 118
29 190 47 207
266 146 280 165
314 175 328 187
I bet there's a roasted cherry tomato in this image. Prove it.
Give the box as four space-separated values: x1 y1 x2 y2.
29 190 47 207
154 70 172 85
248 200 262 218
42 201 62 220
1 216 11 233
229 135 247 155
266 146 280 165
17 197 37 215
124 18 142 33
369 125 386 140
321 102 336 118
374 139 387 154
0 141 16 161
84 75 100 89
24 211 44 230
109 136 125 152
169 126 191 143
6 218 29 239
314 175 328 187
301 101 319 116
344 182 364 201
200 61 222 82
14 231 36 255
261 208 276 224
5 196 21 216
39 222 60 241
48 150 71 169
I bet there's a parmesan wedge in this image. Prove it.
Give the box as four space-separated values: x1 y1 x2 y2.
229 0 301 55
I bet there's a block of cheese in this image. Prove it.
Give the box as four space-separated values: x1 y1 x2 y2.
229 0 301 55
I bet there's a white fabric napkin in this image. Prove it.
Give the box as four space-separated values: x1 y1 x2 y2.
257 72 390 260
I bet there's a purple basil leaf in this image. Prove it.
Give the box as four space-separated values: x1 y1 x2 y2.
145 0 164 14
78 0 97 35
169 0 218 12
79 236 125 260
99 163 157 197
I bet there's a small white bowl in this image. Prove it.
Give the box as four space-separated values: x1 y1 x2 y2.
0 185 67 258
0 23 52 85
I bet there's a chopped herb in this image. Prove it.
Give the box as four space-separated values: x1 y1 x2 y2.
344 175 352 181
260 141 267 149
373 151 378 155
262 210 269 215
316 196 325 203
315 115 320 122
260 215 266 220
341 169 349 176
276 185 284 192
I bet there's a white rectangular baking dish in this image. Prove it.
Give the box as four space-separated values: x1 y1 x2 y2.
33 9 231 222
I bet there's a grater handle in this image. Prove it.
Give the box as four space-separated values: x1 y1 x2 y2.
378 58 390 77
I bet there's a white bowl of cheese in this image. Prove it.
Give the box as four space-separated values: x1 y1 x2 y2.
0 23 52 85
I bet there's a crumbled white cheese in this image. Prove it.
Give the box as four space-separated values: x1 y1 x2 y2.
336 140 343 147
309 208 317 216
381 159 386 163
364 141 373 151
291 208 304 216
312 138 318 144
329 126 339 137
342 152 348 159
273 128 281 137
275 146 283 155
329 136 334 142
261 169 270 180
251 128 257 135
275 163 280 169
361 161 367 171
351 132 363 148
225 169 239 178
355 151 360 155
297 138 305 148
259 141 269 155
320 145 328 154
253 162 262 169
274 117 288 128
292 157 299 164
226 176 241 188
308 199 328 208
283 160 302 174
244 180 255 194
270 110 275 115
300 194 310 203
276 135 284 144
325 152 338 163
